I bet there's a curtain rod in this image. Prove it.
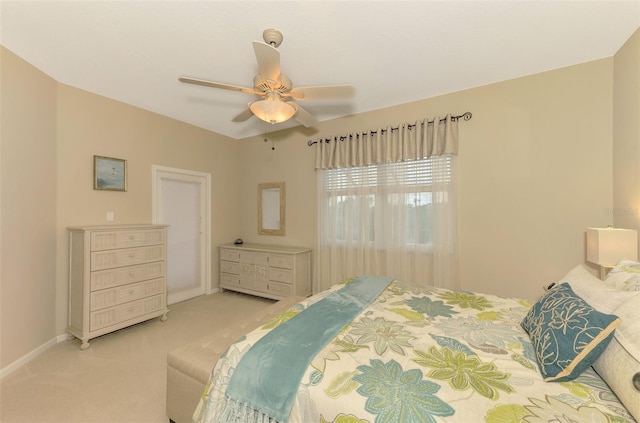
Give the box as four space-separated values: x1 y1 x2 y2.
306 112 472 146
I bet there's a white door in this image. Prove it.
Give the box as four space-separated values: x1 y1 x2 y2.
152 166 211 304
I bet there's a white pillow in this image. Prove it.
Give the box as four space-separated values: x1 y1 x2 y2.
558 265 636 313
603 260 640 291
593 293 640 422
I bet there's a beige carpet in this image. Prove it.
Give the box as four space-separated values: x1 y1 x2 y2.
0 291 274 423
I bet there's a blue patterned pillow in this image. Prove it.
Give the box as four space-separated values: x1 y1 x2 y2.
521 283 620 382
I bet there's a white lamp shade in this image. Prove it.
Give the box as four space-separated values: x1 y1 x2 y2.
586 227 638 266
249 96 296 124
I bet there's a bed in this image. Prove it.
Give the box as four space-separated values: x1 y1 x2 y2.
192 264 640 423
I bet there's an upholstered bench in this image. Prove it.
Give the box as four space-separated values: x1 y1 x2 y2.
166 295 304 423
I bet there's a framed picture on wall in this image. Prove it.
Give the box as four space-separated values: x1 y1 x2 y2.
94 155 127 191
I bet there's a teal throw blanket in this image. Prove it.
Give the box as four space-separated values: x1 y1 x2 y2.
220 275 394 423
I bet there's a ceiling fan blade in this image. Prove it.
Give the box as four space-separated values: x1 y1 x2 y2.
252 41 280 82
289 102 319 127
232 106 254 122
288 85 355 101
179 76 258 95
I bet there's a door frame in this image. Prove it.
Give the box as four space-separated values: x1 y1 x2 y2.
151 165 212 303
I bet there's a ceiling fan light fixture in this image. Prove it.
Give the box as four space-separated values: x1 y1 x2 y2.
249 93 296 124
179 28 355 128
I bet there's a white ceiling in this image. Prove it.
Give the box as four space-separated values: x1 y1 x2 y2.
1 1 639 140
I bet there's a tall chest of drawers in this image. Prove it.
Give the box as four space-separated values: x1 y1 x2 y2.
219 243 311 300
67 224 169 349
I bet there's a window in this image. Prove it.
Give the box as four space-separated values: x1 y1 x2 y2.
320 157 451 247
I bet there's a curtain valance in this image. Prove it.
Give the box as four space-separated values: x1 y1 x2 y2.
313 114 461 170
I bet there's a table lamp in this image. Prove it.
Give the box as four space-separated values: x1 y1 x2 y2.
587 226 638 279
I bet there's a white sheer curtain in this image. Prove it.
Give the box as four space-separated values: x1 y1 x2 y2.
314 115 459 292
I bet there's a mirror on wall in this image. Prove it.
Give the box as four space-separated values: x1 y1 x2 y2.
258 182 285 236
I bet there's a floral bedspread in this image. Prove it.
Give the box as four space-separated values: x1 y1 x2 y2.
194 279 635 423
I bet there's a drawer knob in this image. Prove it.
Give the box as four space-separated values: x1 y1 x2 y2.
129 271 134 276
129 253 135 258
129 290 134 295
129 235 134 240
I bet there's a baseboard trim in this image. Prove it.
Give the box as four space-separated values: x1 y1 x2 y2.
0 333 72 380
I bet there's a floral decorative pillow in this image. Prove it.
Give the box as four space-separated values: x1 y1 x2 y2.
521 283 620 382
604 259 640 291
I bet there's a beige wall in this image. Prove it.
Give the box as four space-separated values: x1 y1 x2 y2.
55 85 242 335
1 47 58 369
1 39 634 371
613 28 640 235
239 59 615 301
1 46 243 369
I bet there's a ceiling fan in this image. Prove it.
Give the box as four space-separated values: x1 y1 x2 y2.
179 29 355 127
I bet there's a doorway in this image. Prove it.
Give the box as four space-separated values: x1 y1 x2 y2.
152 165 211 304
